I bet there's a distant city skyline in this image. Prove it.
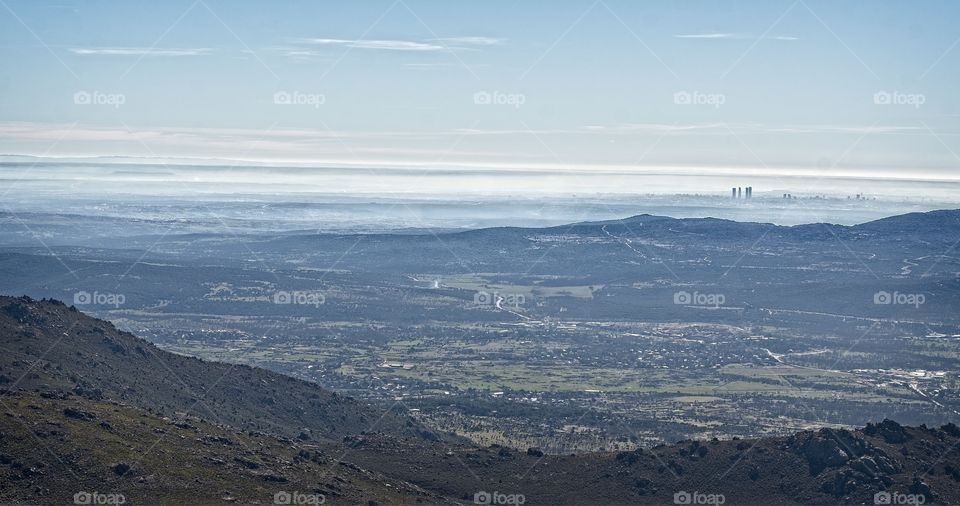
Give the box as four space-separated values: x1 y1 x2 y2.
1 0 959 180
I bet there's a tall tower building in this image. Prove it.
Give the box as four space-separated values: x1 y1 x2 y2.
737 187 742 199
732 188 737 199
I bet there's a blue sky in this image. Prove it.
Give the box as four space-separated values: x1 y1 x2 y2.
1 0 959 178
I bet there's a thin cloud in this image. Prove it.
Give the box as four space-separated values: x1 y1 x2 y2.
68 47 214 56
769 124 922 134
431 36 504 46
1 122 956 179
589 123 923 135
292 38 446 51
287 36 503 53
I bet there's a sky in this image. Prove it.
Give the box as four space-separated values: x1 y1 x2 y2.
1 0 959 180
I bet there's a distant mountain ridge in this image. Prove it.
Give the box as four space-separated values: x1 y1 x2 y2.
263 208 958 243
554 208 960 237
399 209 960 256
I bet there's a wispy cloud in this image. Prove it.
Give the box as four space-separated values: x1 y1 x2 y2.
68 47 213 56
674 33 798 41
286 36 503 53
586 123 923 135
431 36 504 46
291 38 446 52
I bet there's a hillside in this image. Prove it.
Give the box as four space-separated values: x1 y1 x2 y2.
0 390 452 505
346 421 960 505
0 295 434 442
1 296 959 504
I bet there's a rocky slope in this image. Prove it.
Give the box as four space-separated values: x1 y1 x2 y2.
343 421 960 505
2 296 959 504
0 390 451 505
0 295 434 442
